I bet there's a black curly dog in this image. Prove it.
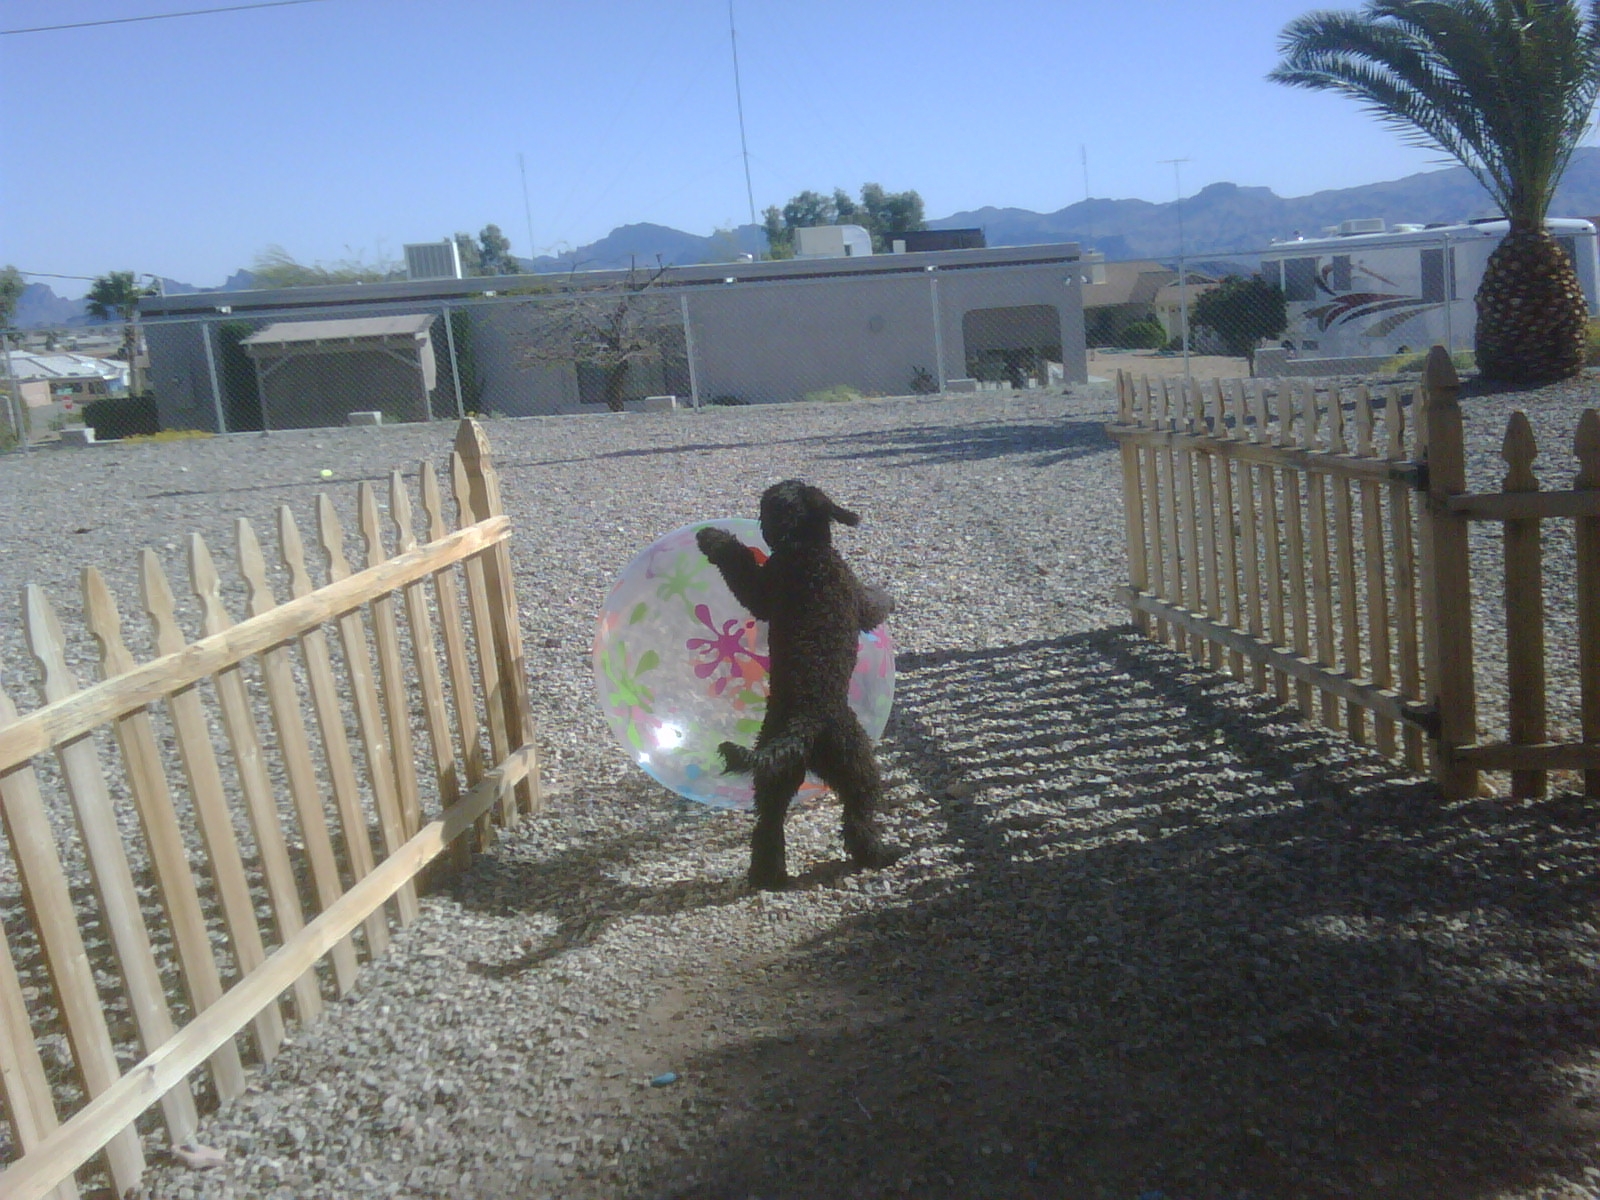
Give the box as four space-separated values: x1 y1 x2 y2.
696 480 901 890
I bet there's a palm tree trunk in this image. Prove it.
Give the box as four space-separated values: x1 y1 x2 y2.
1475 223 1588 383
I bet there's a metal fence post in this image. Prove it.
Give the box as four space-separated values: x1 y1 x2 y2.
442 304 465 420
201 320 227 434
679 292 702 410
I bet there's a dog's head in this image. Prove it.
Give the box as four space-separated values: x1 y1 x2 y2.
759 479 859 550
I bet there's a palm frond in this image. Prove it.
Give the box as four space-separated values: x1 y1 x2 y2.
1269 0 1600 224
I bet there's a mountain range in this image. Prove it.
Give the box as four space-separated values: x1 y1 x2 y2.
19 149 1600 329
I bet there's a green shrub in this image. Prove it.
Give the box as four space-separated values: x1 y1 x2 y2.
908 365 938 395
1381 347 1476 375
83 393 161 440
1120 320 1167 350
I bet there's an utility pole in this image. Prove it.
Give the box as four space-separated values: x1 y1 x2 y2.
519 153 536 268
729 0 759 255
1159 157 1192 380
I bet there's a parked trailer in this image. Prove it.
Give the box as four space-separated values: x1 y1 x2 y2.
1260 217 1600 361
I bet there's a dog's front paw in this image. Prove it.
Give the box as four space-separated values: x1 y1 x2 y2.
696 526 742 562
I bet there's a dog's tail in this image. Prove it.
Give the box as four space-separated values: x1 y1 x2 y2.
717 734 807 779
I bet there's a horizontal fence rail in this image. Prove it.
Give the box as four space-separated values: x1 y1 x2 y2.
0 419 540 1200
1108 346 1600 801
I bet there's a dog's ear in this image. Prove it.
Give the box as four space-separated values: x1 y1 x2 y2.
802 483 859 527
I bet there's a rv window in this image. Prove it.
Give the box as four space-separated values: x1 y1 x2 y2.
1330 255 1352 292
1283 257 1318 301
1420 248 1457 302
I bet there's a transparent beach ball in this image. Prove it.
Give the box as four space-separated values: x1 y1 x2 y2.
592 518 895 809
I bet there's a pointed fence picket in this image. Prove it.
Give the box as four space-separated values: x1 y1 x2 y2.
0 419 540 1200
1109 346 1600 800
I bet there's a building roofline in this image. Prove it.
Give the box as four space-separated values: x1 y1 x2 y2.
138 242 1090 319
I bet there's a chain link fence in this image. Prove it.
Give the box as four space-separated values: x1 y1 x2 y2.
14 220 1600 443
131 249 1093 434
1084 219 1599 385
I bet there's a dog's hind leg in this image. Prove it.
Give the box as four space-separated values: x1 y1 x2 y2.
747 756 807 890
814 718 902 871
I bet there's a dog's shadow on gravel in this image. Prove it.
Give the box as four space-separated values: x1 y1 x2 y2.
627 628 1600 1200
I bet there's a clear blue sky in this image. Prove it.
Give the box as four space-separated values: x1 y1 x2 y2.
2 0 1464 298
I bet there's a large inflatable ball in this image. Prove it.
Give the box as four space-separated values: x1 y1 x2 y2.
593 518 895 809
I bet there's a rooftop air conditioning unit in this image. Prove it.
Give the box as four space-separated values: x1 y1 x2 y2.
405 240 463 281
1338 218 1386 236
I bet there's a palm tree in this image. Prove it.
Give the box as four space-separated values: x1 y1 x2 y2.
86 271 157 391
1269 0 1600 383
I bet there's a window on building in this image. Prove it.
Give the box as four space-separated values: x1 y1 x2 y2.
1330 256 1352 292
1283 257 1318 302
1420 246 1458 302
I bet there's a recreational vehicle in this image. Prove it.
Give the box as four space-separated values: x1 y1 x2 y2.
1259 217 1600 363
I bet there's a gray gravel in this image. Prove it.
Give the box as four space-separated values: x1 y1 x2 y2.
3 382 1600 1200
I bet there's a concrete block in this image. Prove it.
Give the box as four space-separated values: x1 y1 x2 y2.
945 378 979 394
640 395 677 412
58 427 96 445
347 411 384 426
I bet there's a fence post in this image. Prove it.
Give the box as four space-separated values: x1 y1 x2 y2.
1501 411 1546 797
455 418 541 815
1115 371 1150 632
1418 346 1479 799
1576 409 1600 797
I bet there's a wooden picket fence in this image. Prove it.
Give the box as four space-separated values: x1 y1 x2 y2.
0 419 540 1200
1108 346 1600 801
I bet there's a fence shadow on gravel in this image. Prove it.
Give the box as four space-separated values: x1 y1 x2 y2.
819 417 1116 470
629 627 1600 1200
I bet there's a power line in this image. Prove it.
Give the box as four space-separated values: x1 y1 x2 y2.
1 0 327 37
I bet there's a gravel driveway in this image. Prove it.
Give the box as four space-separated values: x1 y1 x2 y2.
3 382 1599 1200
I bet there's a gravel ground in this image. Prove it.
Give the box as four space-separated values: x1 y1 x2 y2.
3 380 1600 1200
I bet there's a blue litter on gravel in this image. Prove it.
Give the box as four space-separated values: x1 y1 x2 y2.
650 1072 679 1087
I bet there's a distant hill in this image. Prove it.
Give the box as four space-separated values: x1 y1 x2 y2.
14 270 259 329
519 222 768 273
938 148 1600 259
17 150 1600 326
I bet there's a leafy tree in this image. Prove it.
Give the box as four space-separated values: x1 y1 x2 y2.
250 244 402 288
1192 275 1288 368
0 265 24 328
477 224 519 275
1269 0 1600 383
762 183 927 257
451 225 521 276
519 261 676 411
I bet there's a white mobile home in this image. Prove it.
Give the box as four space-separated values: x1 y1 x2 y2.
1260 217 1600 363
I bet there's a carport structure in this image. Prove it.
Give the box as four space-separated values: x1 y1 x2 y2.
241 314 446 430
